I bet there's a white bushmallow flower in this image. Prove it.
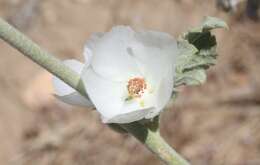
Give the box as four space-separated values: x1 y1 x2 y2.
52 26 178 124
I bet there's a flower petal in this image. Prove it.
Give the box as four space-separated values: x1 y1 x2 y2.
82 67 126 119
82 66 156 123
83 32 104 67
52 59 92 107
101 88 156 123
145 67 174 119
88 26 141 81
156 68 174 109
103 107 155 124
129 30 178 87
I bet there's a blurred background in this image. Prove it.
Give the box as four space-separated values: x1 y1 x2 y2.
0 0 260 164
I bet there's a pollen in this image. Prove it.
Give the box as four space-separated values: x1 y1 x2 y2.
127 77 147 98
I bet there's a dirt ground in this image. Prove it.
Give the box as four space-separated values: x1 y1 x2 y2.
0 0 260 165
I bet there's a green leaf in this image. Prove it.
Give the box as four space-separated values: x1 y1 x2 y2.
175 69 207 86
200 16 229 31
174 16 227 87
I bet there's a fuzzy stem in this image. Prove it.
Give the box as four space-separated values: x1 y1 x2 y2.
121 122 190 165
0 18 86 96
0 18 190 165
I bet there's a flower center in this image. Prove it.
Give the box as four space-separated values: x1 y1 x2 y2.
127 77 147 98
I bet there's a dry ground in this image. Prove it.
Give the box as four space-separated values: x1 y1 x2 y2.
0 0 260 165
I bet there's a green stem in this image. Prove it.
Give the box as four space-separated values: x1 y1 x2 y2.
0 18 190 165
0 18 86 96
122 122 189 165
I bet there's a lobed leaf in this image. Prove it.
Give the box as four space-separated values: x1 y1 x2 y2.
174 16 227 87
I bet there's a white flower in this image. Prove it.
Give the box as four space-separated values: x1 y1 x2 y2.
53 26 178 124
